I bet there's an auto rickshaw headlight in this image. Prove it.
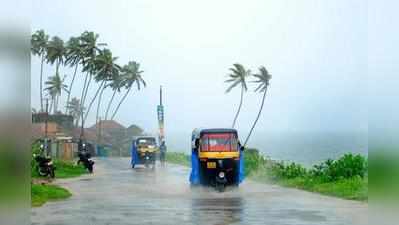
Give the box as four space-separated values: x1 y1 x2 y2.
218 172 225 178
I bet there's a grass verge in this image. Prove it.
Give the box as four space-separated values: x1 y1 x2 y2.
165 152 190 167
31 184 72 207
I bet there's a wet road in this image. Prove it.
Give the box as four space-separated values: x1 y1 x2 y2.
31 157 368 225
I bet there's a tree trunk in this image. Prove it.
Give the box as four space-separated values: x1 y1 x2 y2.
79 72 89 111
243 90 267 147
105 89 117 120
111 86 132 120
39 55 44 112
83 80 106 123
82 74 92 107
65 64 78 114
75 113 80 128
49 98 54 114
232 87 244 128
95 85 107 123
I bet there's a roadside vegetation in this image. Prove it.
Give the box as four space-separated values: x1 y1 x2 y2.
31 143 86 207
244 149 368 201
368 150 399 203
31 184 72 207
165 152 191 167
166 149 368 201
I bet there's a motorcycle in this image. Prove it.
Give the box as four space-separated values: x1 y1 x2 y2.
77 150 95 173
33 144 55 178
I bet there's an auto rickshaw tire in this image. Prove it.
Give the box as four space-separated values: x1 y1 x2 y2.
216 183 225 192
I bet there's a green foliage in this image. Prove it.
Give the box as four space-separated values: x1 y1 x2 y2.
368 151 399 202
31 184 71 207
310 154 367 182
243 148 266 176
245 149 368 201
31 142 87 179
165 152 190 167
53 160 87 178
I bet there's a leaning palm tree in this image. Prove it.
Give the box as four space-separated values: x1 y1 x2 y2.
46 36 65 79
225 63 251 128
79 31 106 108
66 97 84 127
83 48 120 123
243 66 272 146
111 61 145 120
31 30 49 112
64 36 84 114
44 75 69 114
47 88 57 113
104 74 123 120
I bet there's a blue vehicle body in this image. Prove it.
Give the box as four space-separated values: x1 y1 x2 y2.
130 137 158 168
189 128 245 185
130 141 141 166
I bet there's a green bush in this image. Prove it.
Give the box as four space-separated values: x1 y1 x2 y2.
311 154 367 182
244 148 265 176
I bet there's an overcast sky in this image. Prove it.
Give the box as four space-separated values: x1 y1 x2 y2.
31 0 370 143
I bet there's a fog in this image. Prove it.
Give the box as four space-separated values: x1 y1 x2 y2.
30 0 370 148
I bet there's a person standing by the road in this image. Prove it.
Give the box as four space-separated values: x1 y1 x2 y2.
159 141 166 166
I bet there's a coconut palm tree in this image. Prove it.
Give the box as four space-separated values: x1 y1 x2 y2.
243 66 272 146
64 36 84 114
66 97 84 127
111 61 145 120
225 63 251 128
44 75 69 114
104 74 123 120
46 36 65 79
82 48 120 123
31 30 49 112
79 31 106 107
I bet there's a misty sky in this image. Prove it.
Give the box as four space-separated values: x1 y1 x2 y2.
31 0 369 144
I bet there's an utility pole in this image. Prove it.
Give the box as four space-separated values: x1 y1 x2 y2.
157 86 165 144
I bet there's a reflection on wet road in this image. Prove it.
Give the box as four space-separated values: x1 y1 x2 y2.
31 158 367 225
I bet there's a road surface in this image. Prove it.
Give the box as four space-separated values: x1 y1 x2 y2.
31 157 368 225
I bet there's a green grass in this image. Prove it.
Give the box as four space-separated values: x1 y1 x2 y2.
31 184 72 207
53 160 87 178
251 172 368 201
31 159 87 179
165 152 191 167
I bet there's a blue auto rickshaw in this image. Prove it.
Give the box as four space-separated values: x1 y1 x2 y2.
131 136 159 168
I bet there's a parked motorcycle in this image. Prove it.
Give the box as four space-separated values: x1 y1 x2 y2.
77 145 95 173
33 144 56 178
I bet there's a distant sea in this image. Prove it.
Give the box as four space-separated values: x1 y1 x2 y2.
166 131 368 166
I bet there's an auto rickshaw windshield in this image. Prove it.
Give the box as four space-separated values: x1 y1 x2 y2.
137 138 156 146
201 133 238 152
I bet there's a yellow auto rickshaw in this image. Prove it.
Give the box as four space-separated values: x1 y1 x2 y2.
189 128 244 191
131 136 159 168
